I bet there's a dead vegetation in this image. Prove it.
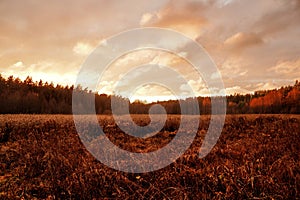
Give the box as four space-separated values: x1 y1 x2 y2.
0 114 299 199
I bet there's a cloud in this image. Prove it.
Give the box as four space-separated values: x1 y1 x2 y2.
107 49 192 82
268 59 300 78
140 0 208 39
210 71 221 80
0 0 168 83
220 58 248 78
2 61 76 86
225 86 251 95
224 32 263 51
119 83 175 103
73 42 94 55
253 82 279 91
1 0 300 99
10 61 25 69
140 13 155 25
216 0 235 7
253 0 300 37
179 77 207 96
97 80 116 94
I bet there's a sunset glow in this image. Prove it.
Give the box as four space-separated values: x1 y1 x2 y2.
1 0 299 102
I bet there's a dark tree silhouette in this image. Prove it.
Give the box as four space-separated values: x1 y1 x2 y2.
0 74 299 114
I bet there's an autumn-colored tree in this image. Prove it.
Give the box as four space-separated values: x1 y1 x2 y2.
0 74 299 114
250 97 264 113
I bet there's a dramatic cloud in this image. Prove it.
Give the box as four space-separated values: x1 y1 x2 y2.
0 0 299 100
140 0 208 39
224 32 263 51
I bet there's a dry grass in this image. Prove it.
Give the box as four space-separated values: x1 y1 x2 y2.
0 114 299 199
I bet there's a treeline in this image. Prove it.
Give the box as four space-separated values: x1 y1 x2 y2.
0 74 299 114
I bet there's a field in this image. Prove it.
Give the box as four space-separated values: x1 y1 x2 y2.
0 114 299 199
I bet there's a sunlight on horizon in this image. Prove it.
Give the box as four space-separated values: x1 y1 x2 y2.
1 0 299 101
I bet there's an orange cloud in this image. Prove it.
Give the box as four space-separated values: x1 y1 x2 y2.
224 32 263 51
140 1 207 39
1 0 300 99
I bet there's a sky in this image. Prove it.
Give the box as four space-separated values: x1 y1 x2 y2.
0 0 299 102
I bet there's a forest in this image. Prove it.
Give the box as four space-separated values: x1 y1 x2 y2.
0 74 299 114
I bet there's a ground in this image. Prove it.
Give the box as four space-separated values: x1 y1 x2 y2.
0 114 299 199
